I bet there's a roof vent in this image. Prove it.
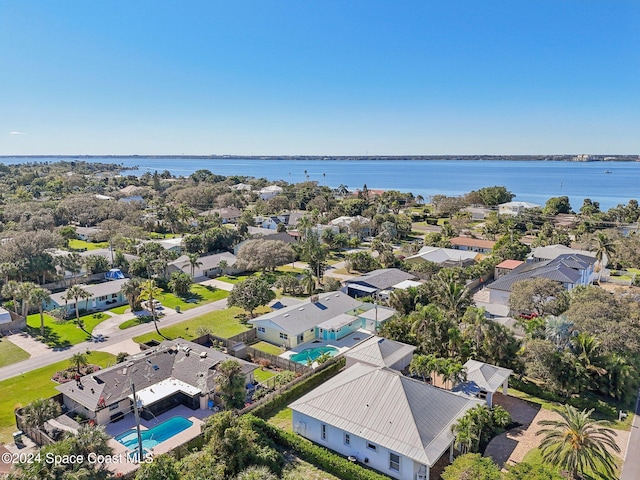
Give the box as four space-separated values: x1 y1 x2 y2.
310 295 319 303
299 307 304 311
200 351 207 358
284 313 289 317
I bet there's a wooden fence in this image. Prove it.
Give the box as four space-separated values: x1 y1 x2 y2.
244 346 311 375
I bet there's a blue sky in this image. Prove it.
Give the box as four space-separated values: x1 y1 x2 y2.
1 1 639 155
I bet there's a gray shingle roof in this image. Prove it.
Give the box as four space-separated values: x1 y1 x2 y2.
56 340 256 410
347 268 416 291
290 363 483 466
249 292 362 335
170 251 237 273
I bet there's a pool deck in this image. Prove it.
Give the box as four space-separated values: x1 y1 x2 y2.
279 329 374 365
105 404 212 477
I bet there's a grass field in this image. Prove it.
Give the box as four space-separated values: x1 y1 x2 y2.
26 312 110 347
254 368 278 383
133 307 252 344
0 351 116 443
0 338 30 368
155 284 229 311
109 304 130 315
522 447 621 479
252 341 284 355
217 274 255 284
67 239 110 251
267 406 293 431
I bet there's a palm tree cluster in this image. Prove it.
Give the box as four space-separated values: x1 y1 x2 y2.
409 353 466 389
452 405 512 454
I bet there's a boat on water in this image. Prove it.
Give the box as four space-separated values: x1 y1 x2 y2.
604 170 612 174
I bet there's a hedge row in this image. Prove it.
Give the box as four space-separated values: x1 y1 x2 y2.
247 415 392 480
250 357 346 419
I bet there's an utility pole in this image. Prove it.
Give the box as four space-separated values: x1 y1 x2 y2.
130 380 144 463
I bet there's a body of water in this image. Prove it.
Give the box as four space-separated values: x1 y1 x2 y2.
3 157 640 210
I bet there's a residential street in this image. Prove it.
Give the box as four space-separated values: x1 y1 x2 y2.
620 389 640 480
0 298 228 382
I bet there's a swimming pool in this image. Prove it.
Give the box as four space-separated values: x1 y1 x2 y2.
290 346 339 364
115 416 193 450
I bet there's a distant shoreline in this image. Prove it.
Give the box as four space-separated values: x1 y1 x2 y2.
1 154 638 162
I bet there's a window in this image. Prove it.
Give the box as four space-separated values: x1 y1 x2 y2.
344 433 350 446
109 402 119 411
111 293 118 299
367 442 377 451
98 295 107 301
279 332 288 340
321 424 327 440
257 327 266 333
389 453 400 472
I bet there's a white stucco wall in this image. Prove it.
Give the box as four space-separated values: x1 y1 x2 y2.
292 410 428 480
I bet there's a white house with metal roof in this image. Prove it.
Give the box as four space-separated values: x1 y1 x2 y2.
45 278 129 315
248 292 395 348
405 246 479 268
290 362 484 480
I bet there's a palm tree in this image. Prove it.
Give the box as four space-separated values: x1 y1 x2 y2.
17 281 37 318
545 315 573 349
0 262 17 283
62 285 90 324
300 269 315 295
140 279 164 337
537 405 620 479
21 398 62 429
336 184 349 196
452 415 479 454
29 286 52 336
236 465 278 480
70 352 89 374
218 259 228 275
1 280 21 314
590 232 615 282
187 252 202 279
120 277 143 311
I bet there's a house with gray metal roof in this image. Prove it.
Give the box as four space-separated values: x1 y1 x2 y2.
56 339 256 425
290 362 484 480
345 336 416 370
405 246 479 269
452 360 512 407
248 292 395 348
168 251 239 278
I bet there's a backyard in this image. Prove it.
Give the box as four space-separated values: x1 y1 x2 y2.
132 306 253 344
67 239 110 251
154 284 229 311
0 337 30 368
26 312 110 348
0 351 115 443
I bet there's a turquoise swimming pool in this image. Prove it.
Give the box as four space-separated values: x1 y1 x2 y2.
115 416 193 450
290 346 339 364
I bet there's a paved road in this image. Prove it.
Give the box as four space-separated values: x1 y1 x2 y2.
0 298 228 382
620 389 640 480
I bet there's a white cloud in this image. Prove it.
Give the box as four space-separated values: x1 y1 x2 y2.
9 131 26 135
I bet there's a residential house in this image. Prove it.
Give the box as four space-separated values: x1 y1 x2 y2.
452 360 512 407
329 215 372 237
0 307 25 335
290 362 484 480
119 185 145 196
498 201 540 216
257 216 283 230
248 292 395 348
168 252 239 278
485 253 596 306
449 237 495 254
405 246 479 268
56 340 256 424
494 259 524 279
230 183 252 192
45 278 129 315
75 226 103 241
258 185 284 201
343 268 417 299
461 206 493 221
199 206 242 224
344 336 416 370
143 237 183 255
529 244 595 263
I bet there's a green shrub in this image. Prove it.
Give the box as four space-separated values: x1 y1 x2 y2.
246 416 391 480
250 358 345 419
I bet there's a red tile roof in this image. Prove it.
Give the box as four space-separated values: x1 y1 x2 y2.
495 259 525 269
450 237 496 249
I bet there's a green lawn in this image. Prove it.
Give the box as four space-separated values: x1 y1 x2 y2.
26 312 110 347
133 307 251 344
267 406 293 431
252 341 284 356
155 284 229 311
67 239 110 251
119 316 153 330
217 274 255 284
275 265 304 274
254 368 278 383
109 304 130 315
522 447 621 479
0 338 30 368
0 351 115 443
